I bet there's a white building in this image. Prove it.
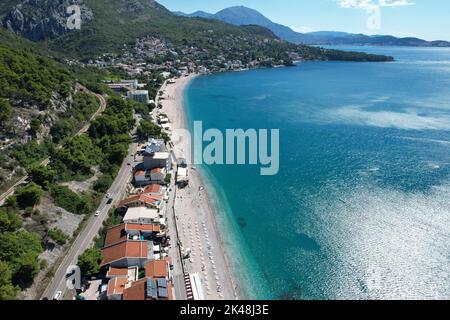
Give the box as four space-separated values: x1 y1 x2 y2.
123 207 163 225
128 90 150 104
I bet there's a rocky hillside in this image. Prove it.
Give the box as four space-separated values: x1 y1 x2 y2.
0 44 73 142
2 0 93 41
0 0 279 58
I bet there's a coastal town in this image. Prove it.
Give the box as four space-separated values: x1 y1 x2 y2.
0 1 396 302
78 34 304 78
1 28 305 302
45 34 303 301
49 71 240 301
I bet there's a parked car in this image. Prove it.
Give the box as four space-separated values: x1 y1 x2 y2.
95 210 100 216
106 198 113 204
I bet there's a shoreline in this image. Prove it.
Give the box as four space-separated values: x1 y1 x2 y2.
158 74 245 300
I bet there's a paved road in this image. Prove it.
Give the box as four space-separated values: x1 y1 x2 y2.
0 90 107 206
42 140 138 300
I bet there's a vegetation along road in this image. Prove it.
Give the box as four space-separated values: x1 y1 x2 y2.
0 89 107 206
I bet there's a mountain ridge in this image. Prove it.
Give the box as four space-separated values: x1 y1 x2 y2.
175 6 450 47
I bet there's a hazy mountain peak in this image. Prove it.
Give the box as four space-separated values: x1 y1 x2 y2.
174 5 450 47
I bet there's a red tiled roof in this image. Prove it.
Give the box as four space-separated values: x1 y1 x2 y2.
125 223 161 233
122 278 147 301
101 241 148 266
145 260 168 279
118 194 162 208
142 184 162 194
104 224 128 247
106 267 129 278
107 277 128 297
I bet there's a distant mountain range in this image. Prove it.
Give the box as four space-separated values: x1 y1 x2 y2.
175 6 450 47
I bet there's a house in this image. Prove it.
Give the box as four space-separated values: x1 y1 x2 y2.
145 259 171 281
104 223 163 244
106 266 139 281
106 277 128 300
122 207 163 225
104 224 129 247
142 184 163 196
106 79 138 92
118 194 163 210
128 90 150 104
142 139 171 170
121 79 139 90
101 240 148 268
123 207 164 225
134 168 168 186
122 278 147 300
134 170 150 186
150 167 166 182
125 223 163 238
122 277 173 300
144 152 171 171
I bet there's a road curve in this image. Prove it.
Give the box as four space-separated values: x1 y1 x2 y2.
0 89 107 206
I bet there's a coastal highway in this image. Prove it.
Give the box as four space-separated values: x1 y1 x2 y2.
42 139 139 300
0 89 106 206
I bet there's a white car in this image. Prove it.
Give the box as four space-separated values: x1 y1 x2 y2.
95 210 100 216
53 291 62 300
106 193 111 198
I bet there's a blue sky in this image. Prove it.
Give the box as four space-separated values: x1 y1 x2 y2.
159 0 450 41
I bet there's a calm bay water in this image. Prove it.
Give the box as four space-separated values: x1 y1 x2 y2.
184 47 450 300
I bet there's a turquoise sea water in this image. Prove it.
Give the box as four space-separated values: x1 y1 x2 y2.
184 47 450 300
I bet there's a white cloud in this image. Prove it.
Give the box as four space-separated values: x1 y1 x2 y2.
290 26 315 33
337 0 414 11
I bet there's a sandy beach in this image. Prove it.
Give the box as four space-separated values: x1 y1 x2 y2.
158 75 241 300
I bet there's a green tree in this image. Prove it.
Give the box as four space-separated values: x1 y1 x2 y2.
50 185 92 215
136 119 162 140
28 165 55 189
93 174 113 193
78 248 102 278
0 209 22 232
0 261 18 300
0 231 43 286
15 182 44 209
47 228 68 245
29 117 41 137
0 98 12 125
